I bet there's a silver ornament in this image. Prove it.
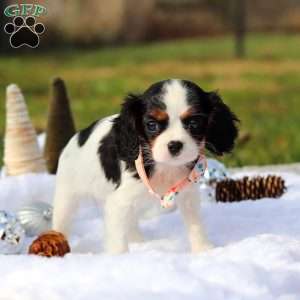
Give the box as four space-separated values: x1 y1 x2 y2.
17 202 53 237
199 159 228 202
0 210 25 254
202 158 228 185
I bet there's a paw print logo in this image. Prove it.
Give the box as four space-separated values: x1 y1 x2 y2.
4 16 45 48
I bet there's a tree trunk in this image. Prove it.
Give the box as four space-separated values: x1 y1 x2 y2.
233 0 246 58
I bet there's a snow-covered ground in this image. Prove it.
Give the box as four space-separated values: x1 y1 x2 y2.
1 171 300 300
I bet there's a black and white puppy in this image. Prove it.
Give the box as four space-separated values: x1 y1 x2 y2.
53 79 238 254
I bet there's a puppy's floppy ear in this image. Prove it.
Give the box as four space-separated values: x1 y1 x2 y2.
116 93 142 161
205 92 239 155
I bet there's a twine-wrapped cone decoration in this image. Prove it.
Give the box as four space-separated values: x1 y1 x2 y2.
4 84 46 176
44 78 76 174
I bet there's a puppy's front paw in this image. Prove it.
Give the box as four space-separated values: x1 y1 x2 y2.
191 241 214 253
106 246 129 255
105 240 129 255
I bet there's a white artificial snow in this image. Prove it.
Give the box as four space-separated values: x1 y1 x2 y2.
0 171 300 300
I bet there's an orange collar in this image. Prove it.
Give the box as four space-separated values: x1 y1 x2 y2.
135 143 207 208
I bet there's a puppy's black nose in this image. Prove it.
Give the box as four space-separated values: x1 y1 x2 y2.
168 141 183 156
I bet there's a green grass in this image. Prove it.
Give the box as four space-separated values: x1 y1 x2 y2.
1 33 300 167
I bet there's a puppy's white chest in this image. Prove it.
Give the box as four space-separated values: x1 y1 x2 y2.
149 164 190 195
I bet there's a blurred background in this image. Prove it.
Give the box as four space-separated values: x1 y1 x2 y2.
0 0 300 167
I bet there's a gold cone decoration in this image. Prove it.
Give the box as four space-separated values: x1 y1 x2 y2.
4 84 47 176
44 78 76 174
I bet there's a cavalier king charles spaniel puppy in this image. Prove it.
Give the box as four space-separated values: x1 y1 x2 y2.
52 79 238 254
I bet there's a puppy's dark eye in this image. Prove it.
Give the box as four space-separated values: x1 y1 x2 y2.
146 120 159 132
187 119 199 130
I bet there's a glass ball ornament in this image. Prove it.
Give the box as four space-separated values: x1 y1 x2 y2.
17 202 53 237
199 159 228 202
0 210 25 254
202 158 228 186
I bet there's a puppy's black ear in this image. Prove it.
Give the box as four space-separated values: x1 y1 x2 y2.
205 92 239 155
116 94 142 161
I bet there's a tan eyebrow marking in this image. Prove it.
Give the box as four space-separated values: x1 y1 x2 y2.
180 107 196 119
149 109 169 121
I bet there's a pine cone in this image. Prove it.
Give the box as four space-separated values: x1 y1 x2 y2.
28 230 71 257
216 175 286 202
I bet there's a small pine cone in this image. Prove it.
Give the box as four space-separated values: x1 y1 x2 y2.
28 230 71 257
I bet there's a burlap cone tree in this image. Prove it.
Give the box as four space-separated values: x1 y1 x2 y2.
44 78 76 174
